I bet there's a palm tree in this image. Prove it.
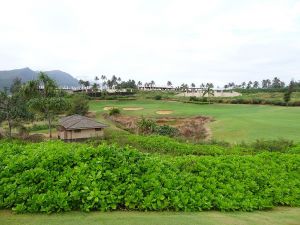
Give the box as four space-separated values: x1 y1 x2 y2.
150 80 155 89
167 81 172 88
83 81 90 92
191 83 196 93
78 80 85 90
203 83 214 103
92 83 99 97
137 81 142 89
101 75 107 89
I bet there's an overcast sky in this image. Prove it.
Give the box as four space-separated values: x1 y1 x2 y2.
0 0 300 86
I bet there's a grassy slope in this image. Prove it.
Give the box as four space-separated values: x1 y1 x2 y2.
90 100 300 142
1 208 300 225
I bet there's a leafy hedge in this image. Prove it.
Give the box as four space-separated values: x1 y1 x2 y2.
0 141 299 213
106 133 298 156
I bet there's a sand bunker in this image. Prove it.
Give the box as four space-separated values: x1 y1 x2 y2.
123 107 144 111
103 106 117 111
156 110 173 115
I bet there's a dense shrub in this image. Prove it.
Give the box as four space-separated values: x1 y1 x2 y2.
109 108 121 116
108 133 299 156
155 125 178 137
250 139 294 152
137 118 157 134
154 95 162 100
189 96 199 101
0 141 299 213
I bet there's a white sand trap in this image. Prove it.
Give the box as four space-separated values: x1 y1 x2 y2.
156 110 173 115
103 106 117 111
123 107 144 111
167 100 178 103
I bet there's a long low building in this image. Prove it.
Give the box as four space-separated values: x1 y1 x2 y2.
57 115 108 141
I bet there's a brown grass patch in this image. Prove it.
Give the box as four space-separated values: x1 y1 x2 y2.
123 107 144 111
156 110 173 115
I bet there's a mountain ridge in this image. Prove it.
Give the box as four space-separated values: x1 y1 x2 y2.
0 67 79 89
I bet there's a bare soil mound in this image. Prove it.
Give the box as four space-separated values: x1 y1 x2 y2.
156 110 173 115
123 107 144 111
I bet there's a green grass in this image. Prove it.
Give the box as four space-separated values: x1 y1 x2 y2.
90 100 300 142
1 208 300 225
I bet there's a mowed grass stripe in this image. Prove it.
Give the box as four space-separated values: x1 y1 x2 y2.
1 208 300 225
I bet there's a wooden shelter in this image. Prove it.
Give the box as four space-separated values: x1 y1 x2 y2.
57 115 108 141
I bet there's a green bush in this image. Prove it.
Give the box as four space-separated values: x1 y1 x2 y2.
113 134 298 156
154 95 162 100
189 96 199 101
0 140 299 213
250 139 294 152
155 125 178 137
137 117 157 134
109 108 121 116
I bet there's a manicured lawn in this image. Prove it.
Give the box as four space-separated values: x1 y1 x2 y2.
1 208 300 225
90 100 300 142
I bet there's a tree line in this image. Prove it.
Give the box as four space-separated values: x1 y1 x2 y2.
224 77 300 90
78 75 300 91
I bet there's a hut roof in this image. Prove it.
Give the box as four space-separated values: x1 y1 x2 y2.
59 115 108 130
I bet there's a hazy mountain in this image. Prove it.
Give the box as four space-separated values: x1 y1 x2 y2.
0 67 79 90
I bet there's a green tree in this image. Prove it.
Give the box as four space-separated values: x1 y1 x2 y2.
283 81 294 105
253 81 259 89
23 72 69 138
272 77 285 88
68 94 89 116
246 81 253 89
0 81 32 137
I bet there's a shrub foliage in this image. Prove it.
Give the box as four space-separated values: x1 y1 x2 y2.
0 140 299 213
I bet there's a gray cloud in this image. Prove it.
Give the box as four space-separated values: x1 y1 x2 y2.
0 0 300 86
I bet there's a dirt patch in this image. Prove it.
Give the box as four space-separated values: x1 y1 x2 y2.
123 107 144 111
156 110 173 115
103 106 117 111
86 112 96 118
109 115 139 131
109 115 213 141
